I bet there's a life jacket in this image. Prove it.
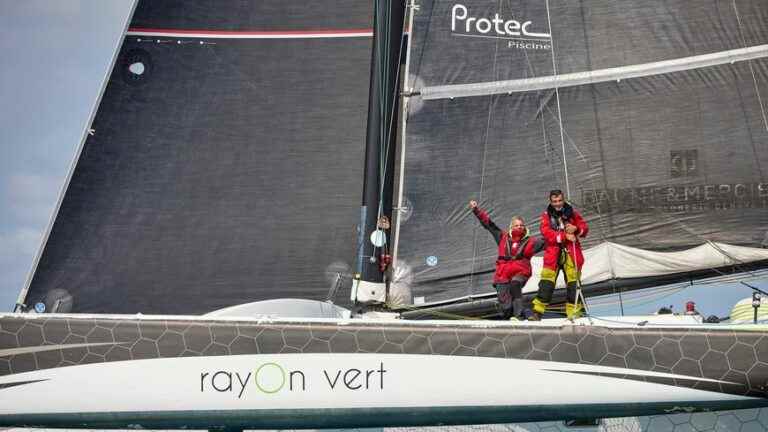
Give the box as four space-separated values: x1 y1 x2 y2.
498 233 530 261
546 203 574 233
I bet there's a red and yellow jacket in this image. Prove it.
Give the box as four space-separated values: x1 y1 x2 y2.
540 203 589 271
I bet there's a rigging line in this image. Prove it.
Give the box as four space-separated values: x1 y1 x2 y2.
628 180 768 282
377 0 390 204
589 291 688 313
550 105 768 289
537 101 610 242
529 72 764 285
369 0 398 258
703 242 768 295
585 314 707 328
520 40 559 179
377 4 409 227
394 303 484 320
636 195 768 291
576 0 614 244
378 3 407 201
468 0 503 293
520 52 574 217
485 0 509 243
520 40 559 177
491 5 611 276
732 66 767 181
694 269 768 284
545 0 570 198
730 0 767 185
486 0 506 236
375 1 392 226
411 0 434 89
715 0 765 183
392 0 417 267
588 284 690 306
519 29 610 243
732 0 768 133
586 267 768 308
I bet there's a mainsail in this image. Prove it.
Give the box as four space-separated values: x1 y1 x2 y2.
7 2 768 429
394 0 768 304
15 0 768 315
18 1 374 314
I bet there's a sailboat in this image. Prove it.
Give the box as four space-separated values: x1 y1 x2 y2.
3 0 768 429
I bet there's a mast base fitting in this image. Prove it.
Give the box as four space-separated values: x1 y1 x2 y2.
351 279 386 304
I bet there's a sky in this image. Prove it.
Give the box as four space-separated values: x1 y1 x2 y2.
0 1 765 317
0 1 135 311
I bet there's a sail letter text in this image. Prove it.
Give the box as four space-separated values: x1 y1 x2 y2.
451 4 550 38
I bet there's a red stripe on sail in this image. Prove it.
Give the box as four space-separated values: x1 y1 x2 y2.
127 27 374 37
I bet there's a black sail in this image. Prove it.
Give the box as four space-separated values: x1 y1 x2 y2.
396 0 768 303
21 1 373 314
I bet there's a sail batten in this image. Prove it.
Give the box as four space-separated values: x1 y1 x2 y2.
421 44 768 100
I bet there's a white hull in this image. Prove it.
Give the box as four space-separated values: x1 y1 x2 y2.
1 313 767 429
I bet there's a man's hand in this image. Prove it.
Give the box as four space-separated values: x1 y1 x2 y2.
469 200 478 209
565 224 578 234
565 233 577 242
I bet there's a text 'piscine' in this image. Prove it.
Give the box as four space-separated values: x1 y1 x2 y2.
200 361 388 398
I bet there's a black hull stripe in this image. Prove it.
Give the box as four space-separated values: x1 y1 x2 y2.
4 401 768 430
0 379 48 390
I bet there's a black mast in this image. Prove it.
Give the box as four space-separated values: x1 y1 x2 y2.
357 0 407 291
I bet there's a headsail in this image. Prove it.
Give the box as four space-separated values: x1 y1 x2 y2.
395 0 768 304
19 1 374 314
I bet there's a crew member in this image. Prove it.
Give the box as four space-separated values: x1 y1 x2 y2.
469 200 544 320
531 190 589 320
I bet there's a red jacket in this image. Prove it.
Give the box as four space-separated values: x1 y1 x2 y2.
540 203 589 271
473 207 544 283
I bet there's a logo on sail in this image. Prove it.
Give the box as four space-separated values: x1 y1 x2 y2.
450 4 551 50
582 183 768 213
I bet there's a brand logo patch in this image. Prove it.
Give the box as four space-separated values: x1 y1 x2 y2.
200 361 387 399
450 4 552 50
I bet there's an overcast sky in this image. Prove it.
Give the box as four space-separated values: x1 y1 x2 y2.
0 1 765 317
0 1 135 311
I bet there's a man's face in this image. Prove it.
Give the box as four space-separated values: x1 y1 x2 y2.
550 194 564 210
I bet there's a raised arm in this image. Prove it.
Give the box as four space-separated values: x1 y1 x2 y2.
469 200 502 243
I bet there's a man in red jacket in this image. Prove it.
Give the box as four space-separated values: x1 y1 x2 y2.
470 200 544 320
531 190 589 320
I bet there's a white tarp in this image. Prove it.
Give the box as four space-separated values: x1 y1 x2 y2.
522 242 768 293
